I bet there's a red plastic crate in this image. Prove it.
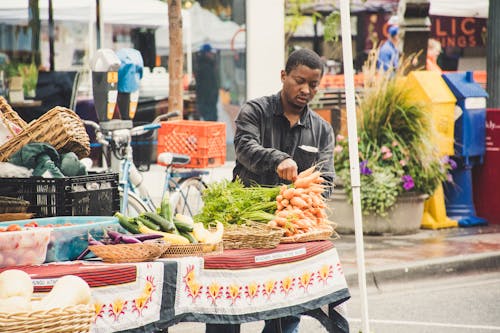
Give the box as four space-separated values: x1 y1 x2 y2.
157 120 226 168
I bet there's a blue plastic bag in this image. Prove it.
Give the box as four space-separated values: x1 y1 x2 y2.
116 48 144 93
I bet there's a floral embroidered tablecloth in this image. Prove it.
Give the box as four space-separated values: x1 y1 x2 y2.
2 241 350 332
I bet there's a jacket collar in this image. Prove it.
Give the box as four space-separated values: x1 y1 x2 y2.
273 91 312 128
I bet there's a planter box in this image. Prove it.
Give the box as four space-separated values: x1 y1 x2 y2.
328 189 427 235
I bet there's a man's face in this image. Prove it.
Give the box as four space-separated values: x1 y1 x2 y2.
281 64 322 113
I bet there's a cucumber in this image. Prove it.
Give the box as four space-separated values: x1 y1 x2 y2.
174 216 194 232
136 216 161 231
141 212 175 232
179 231 198 244
160 192 173 222
114 212 140 234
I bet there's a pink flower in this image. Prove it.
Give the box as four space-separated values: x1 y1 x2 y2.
334 145 343 153
392 140 399 147
336 134 345 142
380 146 391 154
399 159 407 166
382 151 393 160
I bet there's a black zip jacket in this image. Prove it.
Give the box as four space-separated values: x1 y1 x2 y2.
232 92 335 196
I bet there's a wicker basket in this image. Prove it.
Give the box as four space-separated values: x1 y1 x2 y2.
0 303 94 333
0 195 30 213
223 222 285 249
89 241 168 263
0 212 34 222
0 106 90 162
280 227 338 243
161 241 223 258
0 96 28 130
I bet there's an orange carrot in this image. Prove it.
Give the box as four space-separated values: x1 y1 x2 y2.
282 188 296 200
297 165 316 179
294 171 321 188
290 196 308 209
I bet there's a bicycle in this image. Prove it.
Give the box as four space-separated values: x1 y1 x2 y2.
83 112 208 217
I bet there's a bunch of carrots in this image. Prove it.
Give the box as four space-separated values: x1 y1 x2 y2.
268 166 334 237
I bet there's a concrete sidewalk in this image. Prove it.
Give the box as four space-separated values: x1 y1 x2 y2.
142 161 500 285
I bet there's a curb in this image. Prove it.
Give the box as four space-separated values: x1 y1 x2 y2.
344 251 500 287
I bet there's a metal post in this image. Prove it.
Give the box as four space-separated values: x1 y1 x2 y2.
487 0 500 108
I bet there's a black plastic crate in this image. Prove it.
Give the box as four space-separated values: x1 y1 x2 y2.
0 173 120 217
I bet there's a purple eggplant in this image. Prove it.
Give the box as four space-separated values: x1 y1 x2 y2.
120 235 142 244
129 233 164 242
76 248 91 260
106 229 124 242
88 233 104 246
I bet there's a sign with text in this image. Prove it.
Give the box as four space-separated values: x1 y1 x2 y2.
430 15 487 48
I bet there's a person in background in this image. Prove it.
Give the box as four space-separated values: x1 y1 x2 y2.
426 38 443 73
377 25 400 71
206 48 335 333
195 43 219 121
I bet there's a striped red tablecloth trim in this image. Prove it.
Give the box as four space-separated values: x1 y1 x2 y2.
204 241 334 270
0 262 137 291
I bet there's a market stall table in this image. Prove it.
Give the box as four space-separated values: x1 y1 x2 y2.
0 241 350 333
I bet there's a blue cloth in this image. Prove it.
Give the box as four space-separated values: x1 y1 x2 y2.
377 39 399 71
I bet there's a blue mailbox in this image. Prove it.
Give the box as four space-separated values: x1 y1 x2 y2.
116 48 144 120
441 71 488 165
442 71 488 227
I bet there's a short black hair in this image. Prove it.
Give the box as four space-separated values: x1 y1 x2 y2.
285 48 324 75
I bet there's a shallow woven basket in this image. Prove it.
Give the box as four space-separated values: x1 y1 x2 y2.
0 303 94 333
280 226 338 243
0 96 28 130
223 222 285 249
89 241 168 263
0 195 30 213
161 241 223 258
0 106 90 162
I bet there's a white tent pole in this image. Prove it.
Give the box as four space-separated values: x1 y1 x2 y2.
339 1 370 332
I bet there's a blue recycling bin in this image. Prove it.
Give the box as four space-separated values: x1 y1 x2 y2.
116 48 144 120
442 71 488 227
443 158 487 227
442 71 488 165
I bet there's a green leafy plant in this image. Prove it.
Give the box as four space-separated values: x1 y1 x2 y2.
334 51 451 217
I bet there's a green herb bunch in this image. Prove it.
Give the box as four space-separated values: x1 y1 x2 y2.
193 178 280 226
334 51 451 217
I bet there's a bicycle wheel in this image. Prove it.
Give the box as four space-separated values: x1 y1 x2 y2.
173 177 206 217
119 188 155 217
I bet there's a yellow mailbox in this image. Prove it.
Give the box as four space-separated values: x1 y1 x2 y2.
404 71 457 157
405 71 458 230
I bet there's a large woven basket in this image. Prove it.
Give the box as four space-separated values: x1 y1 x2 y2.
161 241 223 258
0 303 94 333
0 96 28 130
0 106 90 162
223 222 285 249
0 195 30 213
89 241 168 263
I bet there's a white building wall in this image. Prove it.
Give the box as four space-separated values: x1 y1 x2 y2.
246 0 285 100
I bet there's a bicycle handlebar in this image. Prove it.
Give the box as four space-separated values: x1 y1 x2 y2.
83 111 182 144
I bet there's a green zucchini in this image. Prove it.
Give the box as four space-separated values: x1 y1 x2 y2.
114 212 140 234
160 192 173 222
141 211 175 232
179 231 198 244
136 215 161 231
174 216 194 232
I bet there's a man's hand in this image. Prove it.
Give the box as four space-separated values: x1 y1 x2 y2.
276 158 298 182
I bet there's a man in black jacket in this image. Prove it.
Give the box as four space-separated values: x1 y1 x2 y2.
233 48 334 193
207 48 335 333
